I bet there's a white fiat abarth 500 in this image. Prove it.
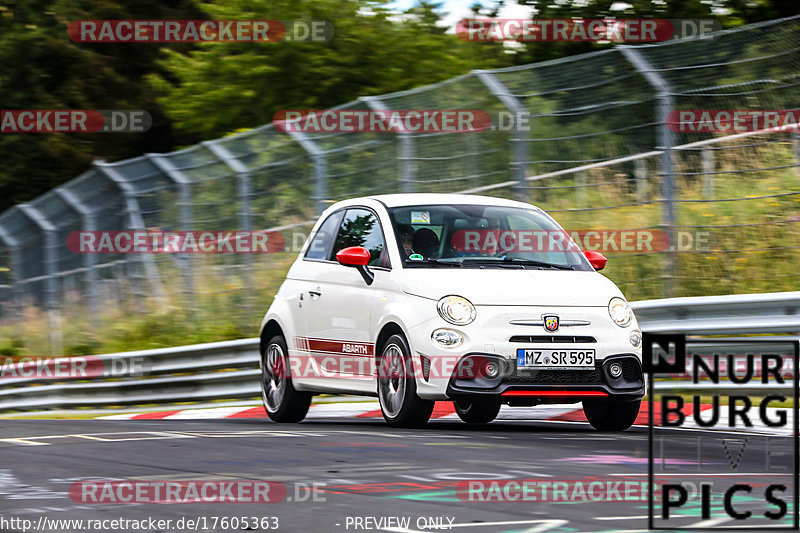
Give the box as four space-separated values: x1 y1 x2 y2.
259 194 645 430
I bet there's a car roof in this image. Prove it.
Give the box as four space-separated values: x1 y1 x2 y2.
330 193 540 210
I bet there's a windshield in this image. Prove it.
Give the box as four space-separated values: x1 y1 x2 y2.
388 204 593 270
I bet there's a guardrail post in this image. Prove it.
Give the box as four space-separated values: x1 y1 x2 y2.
16 204 62 356
94 161 166 311
619 46 677 297
54 187 99 327
474 70 529 202
362 96 416 193
203 141 254 313
147 154 196 313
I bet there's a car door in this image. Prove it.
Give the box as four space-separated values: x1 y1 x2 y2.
303 207 389 380
288 209 344 384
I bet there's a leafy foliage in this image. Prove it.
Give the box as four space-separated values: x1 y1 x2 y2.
148 0 510 140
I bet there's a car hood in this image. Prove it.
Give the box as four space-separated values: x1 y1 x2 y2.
400 269 624 306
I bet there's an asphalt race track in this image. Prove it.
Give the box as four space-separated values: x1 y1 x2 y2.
0 416 794 533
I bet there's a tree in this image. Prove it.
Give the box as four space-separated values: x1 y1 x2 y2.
148 0 509 140
512 0 798 64
0 0 202 212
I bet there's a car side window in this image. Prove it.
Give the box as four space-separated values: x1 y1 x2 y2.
330 208 387 267
304 211 344 260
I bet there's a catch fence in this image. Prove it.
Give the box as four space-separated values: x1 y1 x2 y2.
1 16 798 354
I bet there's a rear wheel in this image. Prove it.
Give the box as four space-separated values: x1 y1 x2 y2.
377 334 434 428
261 335 312 423
583 399 641 431
454 400 501 424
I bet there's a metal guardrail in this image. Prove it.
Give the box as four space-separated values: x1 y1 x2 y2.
1 292 798 412
632 291 800 335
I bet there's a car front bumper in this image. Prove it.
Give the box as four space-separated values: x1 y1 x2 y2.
444 352 645 404
406 304 644 401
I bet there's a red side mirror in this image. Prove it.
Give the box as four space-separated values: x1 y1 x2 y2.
584 250 607 271
336 246 370 266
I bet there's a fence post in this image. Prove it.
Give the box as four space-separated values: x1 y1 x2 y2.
635 157 648 202
619 46 677 297
203 141 254 313
362 96 416 193
94 161 166 311
54 187 99 327
147 154 196 313
0 225 22 325
575 172 586 205
286 131 328 214
474 70 529 202
701 147 715 198
17 204 62 356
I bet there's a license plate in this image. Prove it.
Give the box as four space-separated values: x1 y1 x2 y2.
516 349 595 369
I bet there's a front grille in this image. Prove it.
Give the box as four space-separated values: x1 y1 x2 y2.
509 335 596 344
505 369 603 385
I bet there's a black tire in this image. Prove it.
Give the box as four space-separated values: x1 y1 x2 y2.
377 334 434 428
583 399 641 431
261 334 312 423
454 400 501 424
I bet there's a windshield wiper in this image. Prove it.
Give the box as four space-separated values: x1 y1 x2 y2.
459 257 575 270
405 258 463 267
500 257 575 270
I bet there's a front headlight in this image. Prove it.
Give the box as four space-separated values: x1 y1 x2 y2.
437 295 476 326
608 297 632 327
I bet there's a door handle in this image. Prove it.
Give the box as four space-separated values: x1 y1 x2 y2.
308 288 322 298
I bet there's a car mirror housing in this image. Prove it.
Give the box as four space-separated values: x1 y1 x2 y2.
335 246 374 285
336 246 370 266
583 250 607 271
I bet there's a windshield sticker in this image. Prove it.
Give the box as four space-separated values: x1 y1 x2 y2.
408 253 424 261
411 211 430 224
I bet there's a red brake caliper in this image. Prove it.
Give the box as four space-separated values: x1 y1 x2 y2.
272 354 285 380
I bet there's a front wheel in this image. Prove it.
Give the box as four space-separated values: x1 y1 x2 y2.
454 400 501 424
377 334 434 428
583 399 641 431
261 335 312 423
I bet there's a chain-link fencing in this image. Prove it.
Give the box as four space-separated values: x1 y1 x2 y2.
1 15 798 354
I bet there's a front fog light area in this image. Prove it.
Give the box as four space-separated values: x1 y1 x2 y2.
483 360 500 378
608 363 623 378
432 328 464 348
629 329 642 347
452 354 508 389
